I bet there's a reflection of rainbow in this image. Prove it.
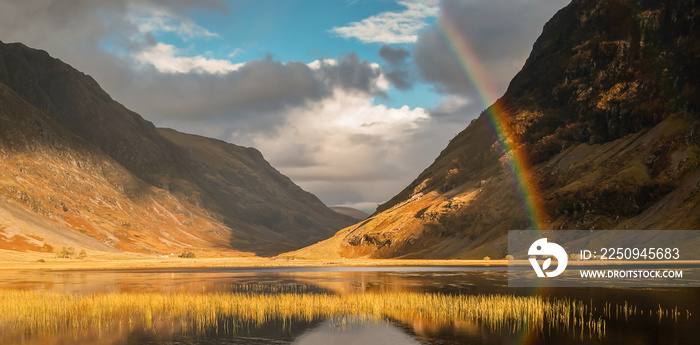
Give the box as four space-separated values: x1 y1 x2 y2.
437 15 546 230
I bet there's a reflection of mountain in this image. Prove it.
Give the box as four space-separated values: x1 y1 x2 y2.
291 0 700 259
1 316 325 345
0 41 354 256
134 318 324 345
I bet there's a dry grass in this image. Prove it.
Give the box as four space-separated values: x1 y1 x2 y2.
0 290 607 340
0 249 510 270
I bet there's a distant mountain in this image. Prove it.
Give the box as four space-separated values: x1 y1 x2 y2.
330 207 369 221
289 0 700 259
0 41 354 256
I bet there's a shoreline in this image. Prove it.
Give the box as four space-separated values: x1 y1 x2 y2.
0 259 510 271
2 251 698 271
0 250 511 270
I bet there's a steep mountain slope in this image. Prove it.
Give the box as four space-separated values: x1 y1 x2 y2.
157 128 355 254
290 0 700 259
0 82 235 254
0 41 353 255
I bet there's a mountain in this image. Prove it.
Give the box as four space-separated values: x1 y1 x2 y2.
0 41 354 256
330 207 369 221
289 0 700 259
155 128 355 254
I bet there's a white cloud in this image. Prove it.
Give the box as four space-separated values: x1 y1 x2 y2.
133 43 243 74
227 48 243 58
128 7 219 40
234 88 430 211
330 0 439 44
122 4 245 75
307 59 337 70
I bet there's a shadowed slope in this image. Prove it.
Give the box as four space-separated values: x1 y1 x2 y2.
158 128 356 254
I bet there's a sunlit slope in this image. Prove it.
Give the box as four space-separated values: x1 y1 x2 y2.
0 82 237 254
0 41 354 255
289 0 700 259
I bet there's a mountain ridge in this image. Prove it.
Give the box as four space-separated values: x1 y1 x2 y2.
0 41 354 256
330 207 369 221
288 0 700 260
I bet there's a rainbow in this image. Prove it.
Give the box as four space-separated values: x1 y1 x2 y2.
436 15 546 230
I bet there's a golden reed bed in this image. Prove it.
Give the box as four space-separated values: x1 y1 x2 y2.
0 290 606 340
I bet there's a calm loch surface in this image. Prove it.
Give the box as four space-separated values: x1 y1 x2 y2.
0 266 697 345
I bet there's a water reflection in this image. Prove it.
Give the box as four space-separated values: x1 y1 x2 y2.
292 317 423 345
0 266 510 295
0 267 696 345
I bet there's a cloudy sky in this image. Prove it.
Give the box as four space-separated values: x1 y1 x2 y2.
0 0 569 213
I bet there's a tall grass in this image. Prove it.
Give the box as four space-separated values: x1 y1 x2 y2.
0 289 612 340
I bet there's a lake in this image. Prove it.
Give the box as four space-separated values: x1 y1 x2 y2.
0 266 697 344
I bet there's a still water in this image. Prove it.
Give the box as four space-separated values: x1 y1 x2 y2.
0 266 697 344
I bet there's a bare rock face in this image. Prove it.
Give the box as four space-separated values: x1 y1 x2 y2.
290 0 700 260
0 42 354 256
